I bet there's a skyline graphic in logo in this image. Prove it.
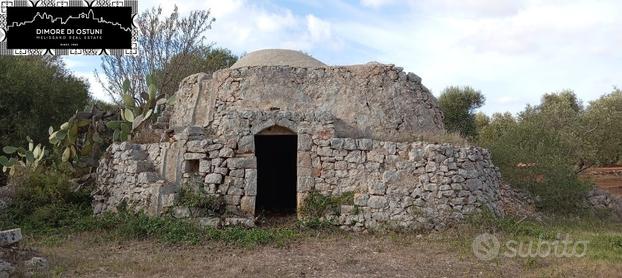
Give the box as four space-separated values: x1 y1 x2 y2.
6 7 132 50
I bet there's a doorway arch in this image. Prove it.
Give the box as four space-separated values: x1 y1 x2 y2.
254 125 298 215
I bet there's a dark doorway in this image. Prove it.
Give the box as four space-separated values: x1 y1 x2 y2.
254 129 297 215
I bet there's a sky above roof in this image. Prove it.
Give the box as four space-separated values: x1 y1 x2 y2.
65 0 622 115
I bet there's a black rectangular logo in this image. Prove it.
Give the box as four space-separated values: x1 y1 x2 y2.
6 7 132 50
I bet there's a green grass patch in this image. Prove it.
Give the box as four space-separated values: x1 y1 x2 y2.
298 191 354 224
462 210 622 262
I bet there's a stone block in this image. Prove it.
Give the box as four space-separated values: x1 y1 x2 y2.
298 134 312 151
244 169 257 195
240 196 256 215
343 138 357 150
198 217 222 228
219 147 235 158
237 135 254 153
330 138 344 149
357 139 373 150
227 156 257 169
205 173 223 184
206 143 223 151
317 147 333 157
345 151 364 163
224 217 255 227
186 140 209 152
184 152 207 160
24 257 48 272
0 259 15 276
383 170 400 183
230 169 245 178
368 196 387 209
199 160 212 173
369 182 386 195
0 228 22 247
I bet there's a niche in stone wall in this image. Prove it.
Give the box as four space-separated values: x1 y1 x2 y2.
184 160 200 174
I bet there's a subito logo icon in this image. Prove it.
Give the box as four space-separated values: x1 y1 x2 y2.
472 233 500 261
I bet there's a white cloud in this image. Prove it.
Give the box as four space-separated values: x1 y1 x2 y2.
144 0 341 54
360 0 395 8
67 0 621 114
331 0 622 113
306 15 331 42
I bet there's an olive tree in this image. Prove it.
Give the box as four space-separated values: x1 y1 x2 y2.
437 86 486 138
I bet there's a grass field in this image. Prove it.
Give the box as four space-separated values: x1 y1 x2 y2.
19 214 622 277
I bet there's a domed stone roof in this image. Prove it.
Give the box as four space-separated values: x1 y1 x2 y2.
230 49 327 69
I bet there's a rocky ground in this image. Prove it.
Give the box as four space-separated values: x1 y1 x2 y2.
0 229 49 277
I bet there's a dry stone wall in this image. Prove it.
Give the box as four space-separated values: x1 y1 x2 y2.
93 61 503 230
302 138 502 231
93 142 176 215
95 109 503 230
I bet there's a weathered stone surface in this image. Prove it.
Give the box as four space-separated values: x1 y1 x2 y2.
225 217 255 227
205 173 223 184
0 228 21 247
0 259 14 277
368 196 388 209
219 147 235 158
24 257 48 272
94 50 504 232
198 217 222 228
240 196 256 215
184 153 206 160
227 157 257 169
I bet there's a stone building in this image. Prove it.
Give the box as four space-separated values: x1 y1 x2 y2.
94 49 502 230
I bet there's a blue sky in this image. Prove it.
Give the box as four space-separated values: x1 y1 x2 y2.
65 0 622 115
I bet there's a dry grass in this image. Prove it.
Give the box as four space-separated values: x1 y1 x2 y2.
33 231 517 278
24 218 622 278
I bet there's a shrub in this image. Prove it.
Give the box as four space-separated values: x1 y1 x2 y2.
177 187 225 216
0 170 91 231
477 100 592 213
299 191 354 222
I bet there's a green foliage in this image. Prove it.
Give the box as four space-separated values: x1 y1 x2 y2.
0 170 91 231
0 137 45 176
466 209 555 239
477 91 595 213
107 74 174 142
177 187 225 216
158 47 238 97
0 167 298 246
438 86 486 138
299 191 354 222
0 57 89 149
582 88 622 165
47 106 115 172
